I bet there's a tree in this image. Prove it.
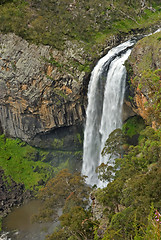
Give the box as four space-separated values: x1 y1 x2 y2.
35 169 97 240
95 126 161 239
33 169 91 222
96 129 127 183
101 128 127 159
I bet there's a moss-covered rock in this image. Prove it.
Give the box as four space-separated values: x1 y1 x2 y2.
122 116 146 138
128 31 161 75
122 116 146 145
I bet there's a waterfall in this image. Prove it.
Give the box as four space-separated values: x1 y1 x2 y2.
82 39 136 188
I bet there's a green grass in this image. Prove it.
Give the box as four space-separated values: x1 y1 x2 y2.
0 134 83 190
0 0 160 58
0 135 53 190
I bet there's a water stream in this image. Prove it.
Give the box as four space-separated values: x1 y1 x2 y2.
82 39 136 188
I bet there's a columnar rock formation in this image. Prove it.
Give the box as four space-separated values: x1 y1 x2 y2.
0 33 86 146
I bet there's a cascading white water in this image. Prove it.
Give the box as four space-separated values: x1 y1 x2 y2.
82 39 136 188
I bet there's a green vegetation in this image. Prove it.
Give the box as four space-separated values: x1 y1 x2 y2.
52 138 64 150
0 134 54 189
95 126 161 239
126 32 161 127
76 133 83 145
0 132 83 192
130 32 161 74
0 134 81 190
30 122 161 239
32 169 96 240
122 116 146 138
0 0 161 238
0 0 160 57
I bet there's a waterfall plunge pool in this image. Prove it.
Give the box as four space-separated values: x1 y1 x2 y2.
1 199 61 240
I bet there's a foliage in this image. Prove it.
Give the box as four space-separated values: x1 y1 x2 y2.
0 134 55 189
101 129 127 159
0 133 82 191
95 126 161 239
58 206 94 240
0 0 160 57
33 169 91 223
96 129 127 183
134 205 161 240
32 169 99 239
52 138 64 150
122 116 146 139
97 118 146 183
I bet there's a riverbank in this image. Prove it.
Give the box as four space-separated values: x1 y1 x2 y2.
0 200 61 240
0 169 33 218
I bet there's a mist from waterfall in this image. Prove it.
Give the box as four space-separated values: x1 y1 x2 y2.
82 39 136 188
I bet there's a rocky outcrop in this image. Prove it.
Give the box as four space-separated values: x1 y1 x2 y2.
0 33 86 146
0 169 31 217
125 31 161 127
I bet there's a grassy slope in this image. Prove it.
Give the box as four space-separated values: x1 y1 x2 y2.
0 0 160 59
0 133 82 190
0 135 53 189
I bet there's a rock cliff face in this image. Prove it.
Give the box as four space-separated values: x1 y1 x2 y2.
125 31 161 127
0 33 87 146
0 29 160 146
0 31 138 146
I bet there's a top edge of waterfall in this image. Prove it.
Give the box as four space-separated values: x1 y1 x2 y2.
94 39 136 67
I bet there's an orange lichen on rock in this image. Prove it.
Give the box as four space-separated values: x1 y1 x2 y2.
62 85 72 94
47 65 53 76
135 88 149 120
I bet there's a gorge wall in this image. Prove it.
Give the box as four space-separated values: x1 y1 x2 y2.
0 33 87 147
0 31 133 147
0 28 160 148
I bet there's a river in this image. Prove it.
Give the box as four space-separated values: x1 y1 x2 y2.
1 200 61 240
